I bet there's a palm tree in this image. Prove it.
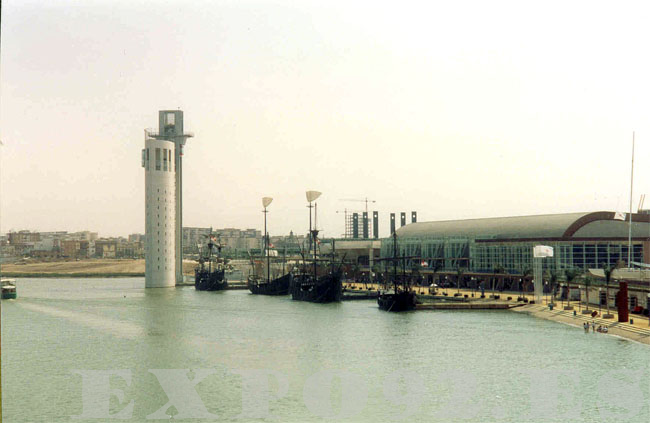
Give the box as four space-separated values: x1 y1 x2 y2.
517 267 532 301
583 274 593 311
493 264 505 297
601 263 616 318
564 268 581 309
546 269 559 305
371 264 381 289
352 263 362 289
411 260 422 289
456 266 465 295
431 260 443 294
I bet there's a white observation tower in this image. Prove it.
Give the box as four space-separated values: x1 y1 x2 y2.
142 110 193 287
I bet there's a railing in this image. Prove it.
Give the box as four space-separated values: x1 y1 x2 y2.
145 128 194 138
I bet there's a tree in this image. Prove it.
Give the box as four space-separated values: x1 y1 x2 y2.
601 263 616 317
519 268 533 301
411 260 422 287
583 274 594 311
564 268 581 308
352 263 362 288
545 269 559 305
456 266 466 295
493 264 505 297
371 264 382 289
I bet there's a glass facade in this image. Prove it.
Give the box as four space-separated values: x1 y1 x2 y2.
381 237 644 275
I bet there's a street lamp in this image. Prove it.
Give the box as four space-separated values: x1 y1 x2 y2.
647 293 650 326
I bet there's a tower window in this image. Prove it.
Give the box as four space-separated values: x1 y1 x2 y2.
155 148 161 170
163 148 168 171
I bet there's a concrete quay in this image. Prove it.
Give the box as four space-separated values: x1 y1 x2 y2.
417 302 522 310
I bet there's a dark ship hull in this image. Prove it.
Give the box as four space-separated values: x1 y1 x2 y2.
378 291 417 312
291 271 342 303
248 273 293 295
195 269 228 291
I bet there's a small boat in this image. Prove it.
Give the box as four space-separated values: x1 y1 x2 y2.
377 232 417 312
2 278 17 299
248 196 293 295
194 231 228 291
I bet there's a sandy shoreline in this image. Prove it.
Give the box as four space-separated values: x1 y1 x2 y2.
0 258 197 277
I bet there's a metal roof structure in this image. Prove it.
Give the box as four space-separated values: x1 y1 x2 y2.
395 211 650 240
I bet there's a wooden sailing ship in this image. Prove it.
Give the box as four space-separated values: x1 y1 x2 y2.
290 190 343 303
248 196 293 295
377 232 417 312
194 230 228 291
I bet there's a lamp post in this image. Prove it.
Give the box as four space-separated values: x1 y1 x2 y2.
647 293 650 326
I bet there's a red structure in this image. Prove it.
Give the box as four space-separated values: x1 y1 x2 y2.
616 281 629 323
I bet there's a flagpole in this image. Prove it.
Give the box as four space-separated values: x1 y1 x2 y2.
628 132 635 267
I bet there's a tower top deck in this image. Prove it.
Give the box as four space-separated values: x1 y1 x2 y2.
145 110 193 144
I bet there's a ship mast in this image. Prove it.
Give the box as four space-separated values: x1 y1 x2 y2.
393 232 398 294
306 191 322 280
262 197 273 283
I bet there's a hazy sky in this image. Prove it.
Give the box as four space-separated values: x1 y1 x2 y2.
2 0 650 238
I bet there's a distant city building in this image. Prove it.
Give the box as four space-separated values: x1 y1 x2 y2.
128 233 145 243
7 230 40 255
117 241 144 259
2 230 144 260
69 231 98 242
183 227 309 255
61 240 90 258
95 240 117 258
182 227 212 254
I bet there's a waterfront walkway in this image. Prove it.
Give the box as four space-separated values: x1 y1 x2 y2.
513 303 650 345
344 281 650 344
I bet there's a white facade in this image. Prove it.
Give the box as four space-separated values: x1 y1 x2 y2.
143 136 176 288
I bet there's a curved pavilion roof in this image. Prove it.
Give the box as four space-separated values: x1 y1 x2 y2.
394 211 650 240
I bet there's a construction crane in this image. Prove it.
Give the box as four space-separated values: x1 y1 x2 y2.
336 208 364 238
339 197 376 214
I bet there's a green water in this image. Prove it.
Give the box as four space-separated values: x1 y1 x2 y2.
2 278 649 422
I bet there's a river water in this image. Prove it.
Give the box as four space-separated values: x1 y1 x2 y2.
2 278 649 422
